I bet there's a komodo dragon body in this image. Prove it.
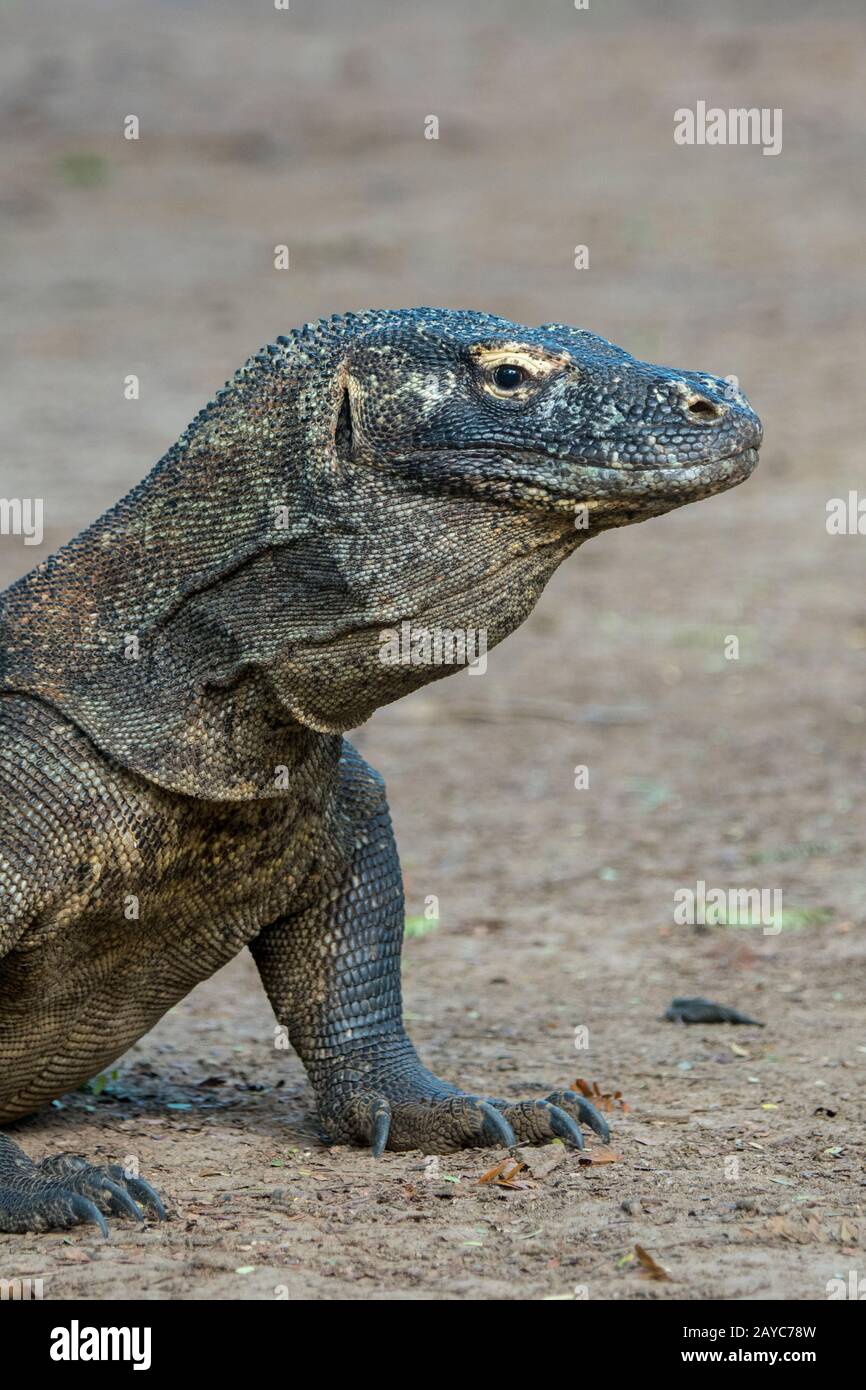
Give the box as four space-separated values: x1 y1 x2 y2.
0 308 761 1234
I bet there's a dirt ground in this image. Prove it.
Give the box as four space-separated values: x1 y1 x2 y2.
1 0 864 1300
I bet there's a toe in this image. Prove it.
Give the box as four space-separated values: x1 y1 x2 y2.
495 1098 585 1148
324 1090 393 1153
0 1184 109 1237
386 1096 516 1152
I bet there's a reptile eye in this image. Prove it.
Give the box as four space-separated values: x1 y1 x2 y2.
492 364 526 391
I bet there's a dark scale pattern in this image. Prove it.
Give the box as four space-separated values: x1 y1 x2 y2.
0 308 761 1231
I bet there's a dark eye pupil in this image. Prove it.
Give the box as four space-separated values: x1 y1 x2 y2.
493 364 524 390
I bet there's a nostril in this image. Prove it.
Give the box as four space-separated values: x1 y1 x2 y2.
685 394 725 422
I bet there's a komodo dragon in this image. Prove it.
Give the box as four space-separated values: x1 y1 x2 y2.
0 308 761 1234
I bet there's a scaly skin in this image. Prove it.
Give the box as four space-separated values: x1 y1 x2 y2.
0 308 761 1234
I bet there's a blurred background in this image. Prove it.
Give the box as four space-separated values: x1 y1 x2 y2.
1 0 864 1300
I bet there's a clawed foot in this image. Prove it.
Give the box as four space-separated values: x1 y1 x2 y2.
0 1150 167 1237
319 1062 610 1155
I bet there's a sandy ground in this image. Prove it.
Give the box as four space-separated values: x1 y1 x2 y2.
1 0 864 1300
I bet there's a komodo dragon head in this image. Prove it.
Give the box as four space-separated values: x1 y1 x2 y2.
0 308 761 799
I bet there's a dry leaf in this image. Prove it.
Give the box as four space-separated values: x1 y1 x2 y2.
635 1243 672 1281
573 1078 630 1114
478 1158 527 1189
479 1158 513 1183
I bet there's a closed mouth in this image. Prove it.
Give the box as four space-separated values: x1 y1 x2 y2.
579 444 760 476
375 443 760 512
388 440 760 475
500 442 760 475
464 444 760 499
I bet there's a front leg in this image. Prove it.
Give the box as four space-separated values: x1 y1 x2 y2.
251 748 608 1155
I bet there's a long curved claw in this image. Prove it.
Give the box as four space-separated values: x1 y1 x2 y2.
123 1174 168 1220
545 1090 610 1144
546 1103 585 1150
370 1101 392 1158
99 1178 144 1222
478 1101 516 1148
577 1098 610 1144
69 1192 109 1239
